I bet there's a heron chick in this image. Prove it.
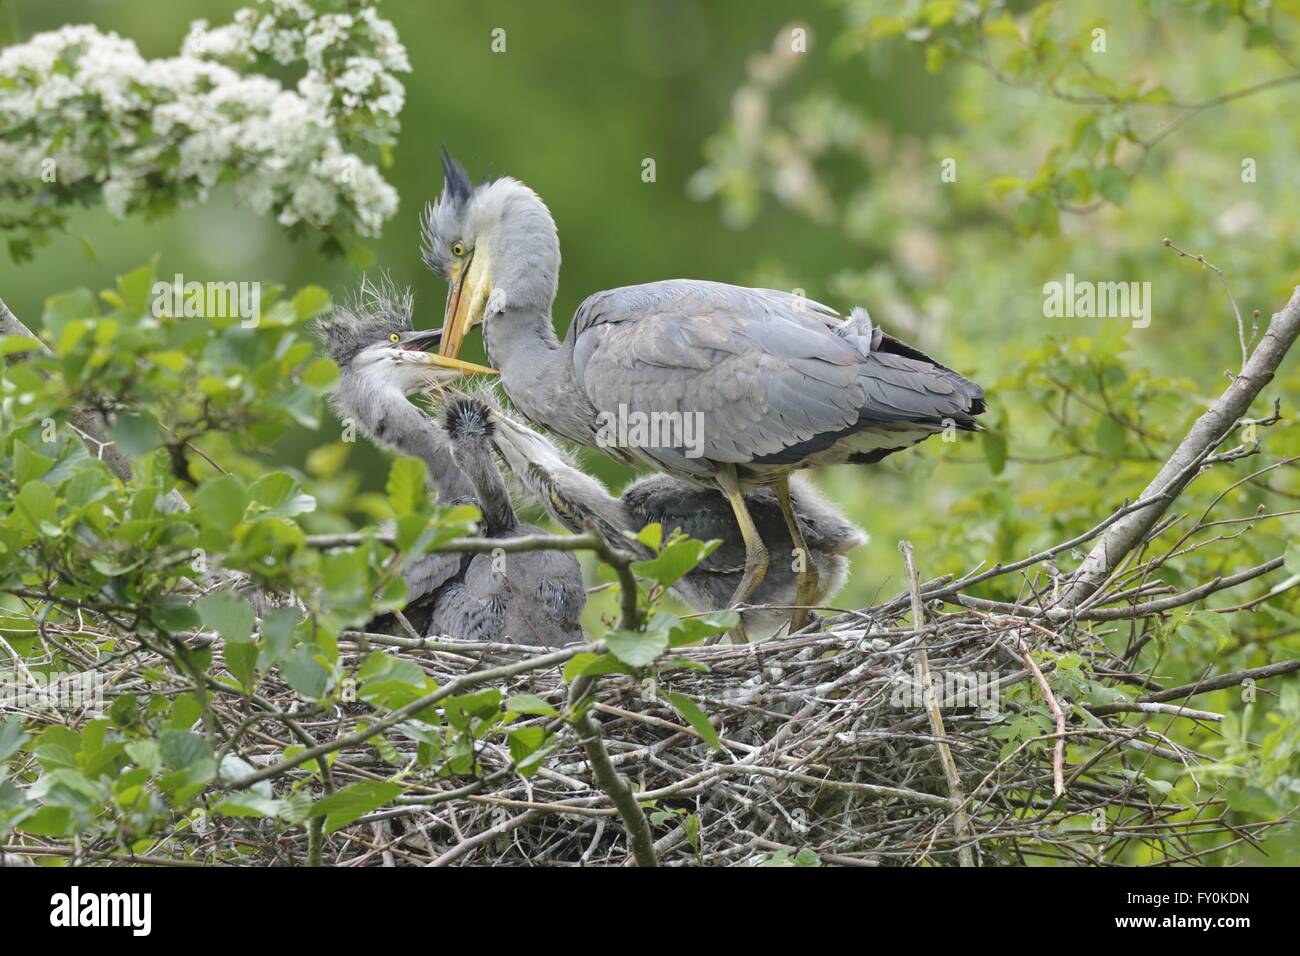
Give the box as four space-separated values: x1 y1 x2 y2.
313 283 585 646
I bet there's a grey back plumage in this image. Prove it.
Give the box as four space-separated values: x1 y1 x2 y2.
568 279 984 480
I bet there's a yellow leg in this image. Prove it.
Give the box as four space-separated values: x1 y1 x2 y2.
775 475 820 632
715 463 767 643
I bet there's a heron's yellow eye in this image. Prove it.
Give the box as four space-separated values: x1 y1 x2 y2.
451 241 466 257
389 333 400 344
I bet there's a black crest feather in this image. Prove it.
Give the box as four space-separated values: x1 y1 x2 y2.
440 145 474 208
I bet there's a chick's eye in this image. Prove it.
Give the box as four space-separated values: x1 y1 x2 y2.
389 333 400 344
451 241 466 257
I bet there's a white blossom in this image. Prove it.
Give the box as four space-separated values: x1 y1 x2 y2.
0 1 410 247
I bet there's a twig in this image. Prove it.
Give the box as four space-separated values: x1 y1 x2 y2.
899 540 975 867
1016 638 1066 798
1163 238 1249 367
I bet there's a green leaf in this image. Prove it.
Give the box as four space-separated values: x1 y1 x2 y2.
0 335 41 357
1097 164 1129 204
152 596 201 633
42 289 97 335
34 725 81 770
111 413 164 458
193 476 247 530
1095 417 1126 457
225 641 259 693
631 536 720 588
145 350 187 372
125 740 160 774
505 694 560 717
1245 23 1274 48
248 472 316 518
634 523 663 551
663 692 721 750
196 592 255 644
386 457 427 517
14 480 57 532
168 695 203 730
302 356 339 388
292 285 332 320
260 607 299 663
159 730 211 770
116 260 158 313
989 176 1027 199
12 441 53 485
669 611 738 647
0 721 31 763
606 627 670 667
563 653 603 681
281 646 331 699
309 780 402 834
982 430 1008 475
19 805 71 836
858 15 906 41
508 726 550 777
215 793 288 819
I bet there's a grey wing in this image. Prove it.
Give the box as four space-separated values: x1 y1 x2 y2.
494 538 587 646
572 280 983 470
426 574 506 642
403 552 466 604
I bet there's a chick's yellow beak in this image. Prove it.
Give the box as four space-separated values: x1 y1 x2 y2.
425 353 498 377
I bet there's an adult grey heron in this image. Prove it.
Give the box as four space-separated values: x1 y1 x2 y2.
475 397 867 638
423 151 985 633
313 284 585 646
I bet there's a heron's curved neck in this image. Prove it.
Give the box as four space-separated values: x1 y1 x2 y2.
484 303 557 397
450 440 517 536
333 373 474 503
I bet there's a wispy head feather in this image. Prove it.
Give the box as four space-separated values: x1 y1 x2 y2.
443 395 495 444
312 275 414 367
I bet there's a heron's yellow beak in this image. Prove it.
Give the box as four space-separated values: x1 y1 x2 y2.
439 249 491 364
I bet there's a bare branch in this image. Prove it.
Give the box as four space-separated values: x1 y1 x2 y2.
1062 285 1300 607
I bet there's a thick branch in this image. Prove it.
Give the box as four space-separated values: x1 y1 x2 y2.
569 675 659 867
1062 286 1300 607
1134 659 1300 704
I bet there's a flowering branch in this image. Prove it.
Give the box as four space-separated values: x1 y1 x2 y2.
0 0 409 261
